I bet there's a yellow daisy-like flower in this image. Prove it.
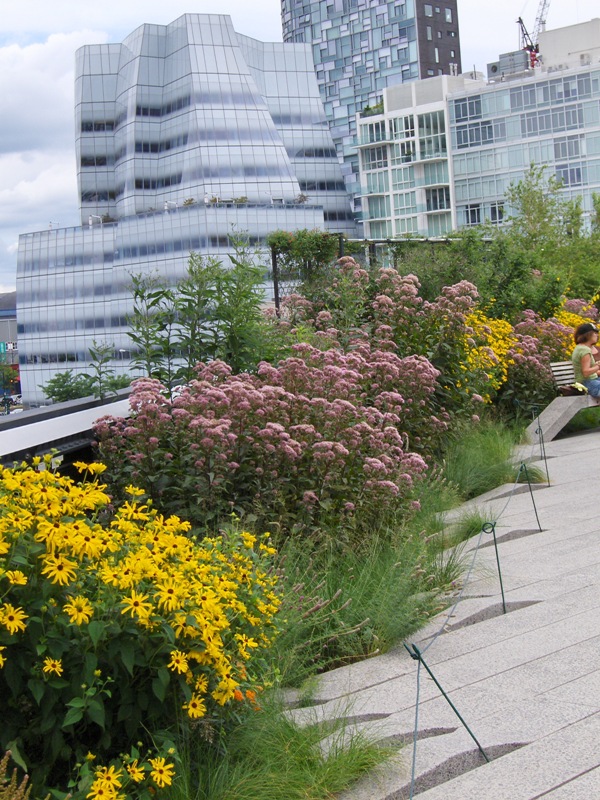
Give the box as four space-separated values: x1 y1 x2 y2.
5 570 27 585
120 590 153 619
86 781 117 800
148 757 175 788
124 484 146 497
0 646 6 668
183 692 206 719
126 759 145 783
42 657 63 676
167 649 189 674
40 554 78 586
0 603 28 634
94 765 122 789
63 596 94 625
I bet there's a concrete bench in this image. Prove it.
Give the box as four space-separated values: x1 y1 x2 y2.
525 360 597 443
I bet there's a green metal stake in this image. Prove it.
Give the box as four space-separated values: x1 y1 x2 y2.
520 461 542 531
483 522 506 614
404 643 490 763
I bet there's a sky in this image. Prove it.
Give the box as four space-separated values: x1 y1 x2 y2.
0 0 598 290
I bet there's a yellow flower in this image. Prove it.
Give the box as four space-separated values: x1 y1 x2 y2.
63 596 94 625
94 765 122 789
124 485 146 497
126 760 145 783
0 603 27 634
0 646 6 668
155 578 184 612
148 757 175 788
183 693 206 719
5 570 27 585
41 554 78 586
42 657 63 676
120 590 153 619
167 649 189 674
86 781 117 800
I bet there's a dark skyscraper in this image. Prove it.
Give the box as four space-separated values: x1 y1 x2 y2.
282 0 461 210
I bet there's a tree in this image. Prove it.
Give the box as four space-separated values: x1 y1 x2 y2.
41 343 130 403
504 163 571 250
42 370 95 403
127 235 278 387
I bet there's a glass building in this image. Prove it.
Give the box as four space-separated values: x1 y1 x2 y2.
281 0 462 203
17 14 355 404
357 19 600 240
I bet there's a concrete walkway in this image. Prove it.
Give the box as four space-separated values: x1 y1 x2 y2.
289 429 600 798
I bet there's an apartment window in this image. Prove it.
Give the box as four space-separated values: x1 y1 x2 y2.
435 47 440 63
554 135 582 160
450 49 455 58
426 186 450 211
489 202 504 224
445 7 452 22
426 25 432 40
447 30 456 36
465 204 481 225
556 164 583 186
424 4 433 16
427 69 435 76
437 30 442 38
362 146 388 170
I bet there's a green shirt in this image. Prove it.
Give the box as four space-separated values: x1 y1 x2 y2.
572 344 596 383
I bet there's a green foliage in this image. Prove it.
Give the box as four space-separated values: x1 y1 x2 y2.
42 370 95 403
0 460 280 796
175 692 389 800
273 534 441 685
441 418 543 499
128 237 277 387
267 229 339 286
86 341 130 400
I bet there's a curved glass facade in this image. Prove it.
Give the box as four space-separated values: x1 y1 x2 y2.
17 14 355 404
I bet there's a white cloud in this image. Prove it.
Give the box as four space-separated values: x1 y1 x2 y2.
1 0 599 289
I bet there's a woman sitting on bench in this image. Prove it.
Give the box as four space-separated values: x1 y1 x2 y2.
572 322 600 398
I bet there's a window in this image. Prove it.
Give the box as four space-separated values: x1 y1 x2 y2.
435 47 440 63
489 202 504 223
554 136 577 160
424 4 433 16
450 49 455 58
556 164 583 186
464 204 481 225
426 25 432 40
426 186 451 211
445 7 453 22
362 146 388 170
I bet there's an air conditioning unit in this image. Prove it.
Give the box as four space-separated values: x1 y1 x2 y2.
487 61 501 80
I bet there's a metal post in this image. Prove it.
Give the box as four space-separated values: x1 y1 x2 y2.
520 462 542 531
483 522 506 613
271 245 281 318
404 644 490 762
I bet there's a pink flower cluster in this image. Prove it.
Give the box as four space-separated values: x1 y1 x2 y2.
95 343 443 534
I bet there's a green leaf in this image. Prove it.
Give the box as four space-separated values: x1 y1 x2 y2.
28 678 45 706
5 741 27 772
120 640 135 676
87 621 105 648
66 697 86 708
87 700 105 729
62 707 84 728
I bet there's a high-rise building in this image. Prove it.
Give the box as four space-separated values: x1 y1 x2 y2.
17 14 355 404
357 18 600 239
281 0 462 204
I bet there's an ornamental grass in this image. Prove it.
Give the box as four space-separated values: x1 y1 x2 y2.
0 457 281 798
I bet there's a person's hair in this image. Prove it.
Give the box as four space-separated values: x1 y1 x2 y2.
574 322 598 344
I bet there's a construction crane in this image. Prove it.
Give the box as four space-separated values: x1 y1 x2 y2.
517 0 551 68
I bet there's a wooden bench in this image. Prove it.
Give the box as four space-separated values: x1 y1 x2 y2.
525 360 598 443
